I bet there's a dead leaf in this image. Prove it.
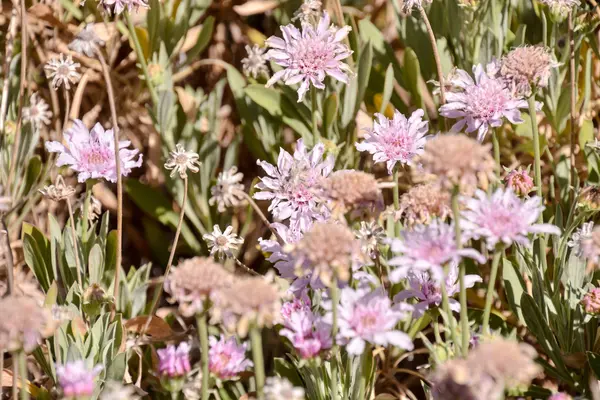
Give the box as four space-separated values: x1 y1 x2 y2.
28 4 64 29
175 87 198 120
125 316 175 339
233 0 278 16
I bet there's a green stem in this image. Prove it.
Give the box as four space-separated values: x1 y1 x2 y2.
18 351 29 400
125 11 159 106
311 86 320 142
357 347 369 400
482 251 502 335
250 326 265 400
330 280 340 400
196 312 210 400
492 130 501 177
440 279 460 351
82 181 92 242
393 168 400 237
451 186 469 356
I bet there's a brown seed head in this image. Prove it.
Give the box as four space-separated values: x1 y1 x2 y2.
39 176 76 202
500 46 557 97
579 185 600 211
319 170 384 220
397 182 451 226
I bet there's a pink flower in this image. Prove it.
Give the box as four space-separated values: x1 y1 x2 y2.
504 167 534 196
394 261 482 317
388 220 485 283
45 120 142 183
439 63 527 142
265 11 352 102
581 288 600 314
56 360 102 398
208 335 253 380
99 0 149 15
326 288 413 354
548 393 573 400
157 342 191 378
254 140 334 232
461 188 561 250
356 109 428 174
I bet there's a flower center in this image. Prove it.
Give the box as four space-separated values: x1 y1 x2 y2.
175 154 189 165
84 147 111 167
466 79 509 121
216 236 229 247
57 65 71 77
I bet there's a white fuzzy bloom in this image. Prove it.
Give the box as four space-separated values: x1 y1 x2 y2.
44 54 81 90
23 92 52 128
69 24 105 57
241 45 269 79
264 377 305 400
568 222 594 258
203 225 244 259
164 144 201 179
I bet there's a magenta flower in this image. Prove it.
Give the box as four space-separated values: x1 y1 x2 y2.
265 11 352 102
504 167 534 196
208 335 253 380
254 140 334 232
439 63 527 142
56 360 102 398
388 220 485 283
394 261 482 317
356 109 428 174
280 295 332 358
46 120 142 183
461 188 561 250
99 0 149 15
157 342 191 378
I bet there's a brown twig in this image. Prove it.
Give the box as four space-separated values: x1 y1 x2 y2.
0 6 18 136
240 191 284 243
419 6 446 106
568 10 577 193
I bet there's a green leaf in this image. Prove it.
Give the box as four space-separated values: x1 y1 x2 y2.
106 352 127 381
22 223 53 292
186 16 215 61
379 65 394 114
402 47 423 110
44 281 58 307
23 155 42 197
502 258 526 324
354 41 372 116
580 119 594 149
323 93 339 138
588 352 600 378
88 244 104 285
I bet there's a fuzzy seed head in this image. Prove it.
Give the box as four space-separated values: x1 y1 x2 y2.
320 170 383 219
500 46 558 96
397 182 452 226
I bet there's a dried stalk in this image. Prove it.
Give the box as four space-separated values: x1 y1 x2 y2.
0 7 18 135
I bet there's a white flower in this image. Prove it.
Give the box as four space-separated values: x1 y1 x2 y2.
264 377 305 400
68 24 105 57
568 222 594 258
203 225 244 259
241 45 269 79
164 144 201 179
23 92 52 128
44 54 81 90
100 381 140 400
209 166 246 212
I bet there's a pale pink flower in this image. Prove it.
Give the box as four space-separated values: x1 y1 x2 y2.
461 188 561 250
389 220 485 283
581 288 600 314
280 295 332 358
56 360 102 398
45 120 142 183
208 335 253 380
356 109 428 174
548 393 573 400
537 0 579 15
325 288 413 354
439 63 527 142
265 11 352 102
157 342 191 378
504 167 534 196
99 0 148 14
394 261 481 317
254 140 334 232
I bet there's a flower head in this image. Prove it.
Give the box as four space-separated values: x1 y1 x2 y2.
280 296 332 358
69 24 104 57
157 342 191 378
389 220 485 283
164 144 201 179
264 377 305 400
24 92 52 128
537 0 579 15
327 287 413 354
319 170 383 219
548 393 573 400
57 361 102 398
439 63 527 141
500 46 558 97
208 335 253 380
100 381 140 400
99 0 149 15
356 109 428 174
209 166 245 212
581 288 600 314
582 226 600 264
265 11 352 102
242 45 269 79
461 188 561 250
397 182 451 226
254 140 334 232
579 185 600 210
45 120 143 183
354 221 386 259
75 193 102 222
417 134 495 192
568 221 594 258
39 175 76 202
0 295 55 353
44 54 81 90
164 257 233 317
203 225 244 259
504 167 534 196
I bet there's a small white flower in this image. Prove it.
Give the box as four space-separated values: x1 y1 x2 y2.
241 45 269 79
68 24 105 57
203 225 244 259
164 144 201 179
568 221 594 258
264 376 305 400
44 54 81 90
209 166 246 212
23 92 52 128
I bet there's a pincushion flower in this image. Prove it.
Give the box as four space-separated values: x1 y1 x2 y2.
460 188 561 250
265 11 352 102
581 288 600 314
24 92 52 128
504 167 534 196
325 287 413 354
280 296 332 358
439 63 527 141
255 139 334 232
265 377 305 400
203 225 244 259
356 109 428 174
209 166 246 212
45 119 143 183
500 46 558 97
537 0 579 15
164 144 201 179
44 54 81 90
0 295 56 353
397 182 451 226
57 361 102 398
208 335 253 380
157 342 191 378
388 220 485 283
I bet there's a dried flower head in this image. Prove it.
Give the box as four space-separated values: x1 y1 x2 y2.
568 221 594 258
45 120 143 183
203 225 244 259
99 0 149 15
439 63 527 141
0 295 55 353
242 45 269 79
265 11 352 102
75 193 102 222
164 144 201 179
44 54 81 90
208 335 253 380
581 288 600 314
319 170 383 219
293 0 322 24
579 185 600 210
69 24 105 57
504 167 534 196
164 257 234 317
401 0 433 13
209 166 246 212
157 342 191 378
39 176 76 202
264 377 305 400
24 92 52 128
100 381 141 400
292 222 361 285
430 358 491 400
356 109 428 174
354 221 386 259
417 134 495 192
57 361 103 398
537 0 579 15
397 182 452 226
500 46 558 97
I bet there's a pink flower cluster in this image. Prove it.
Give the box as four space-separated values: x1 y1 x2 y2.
56 360 102 398
157 342 191 378
208 335 253 380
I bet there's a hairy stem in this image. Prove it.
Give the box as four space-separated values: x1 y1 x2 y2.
82 181 92 242
419 6 445 109
0 7 18 136
197 312 210 400
482 250 502 335
568 10 577 198
125 11 159 106
66 198 83 288
18 351 29 400
250 326 265 400
440 281 460 349
451 186 469 356
330 279 340 400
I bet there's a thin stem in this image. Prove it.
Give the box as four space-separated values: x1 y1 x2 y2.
62 87 71 131
419 6 446 122
528 95 542 199
125 11 159 106
330 279 340 400
311 86 320 141
393 168 400 237
358 347 369 400
66 198 83 288
82 182 92 242
482 250 502 335
196 312 210 400
568 10 577 197
240 191 284 243
234 257 260 276
12 357 17 400
250 326 265 400
451 186 469 356
18 351 29 400
96 48 123 319
0 7 18 136
328 0 353 68
0 352 3 400
440 279 460 350
492 130 501 177
1 218 15 294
